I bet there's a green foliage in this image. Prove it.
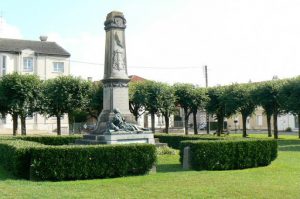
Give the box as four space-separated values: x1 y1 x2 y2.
0 138 156 181
0 139 42 178
17 135 82 145
41 76 93 135
129 81 147 121
279 76 300 115
86 82 103 120
173 83 208 134
223 83 256 137
206 86 227 135
180 139 277 170
30 144 156 180
156 146 178 155
154 133 223 149
0 72 42 135
279 76 300 138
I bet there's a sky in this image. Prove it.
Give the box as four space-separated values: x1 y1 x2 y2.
1 0 300 87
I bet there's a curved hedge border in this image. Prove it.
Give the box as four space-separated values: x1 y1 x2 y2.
0 139 156 180
154 133 223 149
180 139 277 170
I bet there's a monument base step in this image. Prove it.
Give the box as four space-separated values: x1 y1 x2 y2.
76 132 155 145
154 137 168 147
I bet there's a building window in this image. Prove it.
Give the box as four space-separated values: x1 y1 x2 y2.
1 55 6 75
23 57 33 72
295 116 299 129
1 115 6 124
53 62 64 73
26 113 33 120
257 115 263 126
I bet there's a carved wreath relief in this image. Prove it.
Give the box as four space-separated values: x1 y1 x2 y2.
112 32 125 71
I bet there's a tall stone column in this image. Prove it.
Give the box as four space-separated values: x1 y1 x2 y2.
94 11 135 134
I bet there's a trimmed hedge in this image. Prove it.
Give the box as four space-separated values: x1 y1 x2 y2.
154 133 223 149
0 139 156 180
0 140 42 178
17 135 82 145
30 144 156 180
180 139 277 170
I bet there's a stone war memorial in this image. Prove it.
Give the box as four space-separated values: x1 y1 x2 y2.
77 11 154 145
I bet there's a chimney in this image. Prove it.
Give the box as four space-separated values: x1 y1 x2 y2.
39 35 48 42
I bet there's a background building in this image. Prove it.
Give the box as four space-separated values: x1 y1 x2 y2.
0 36 71 134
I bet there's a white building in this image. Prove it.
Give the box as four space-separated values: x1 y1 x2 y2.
0 36 71 134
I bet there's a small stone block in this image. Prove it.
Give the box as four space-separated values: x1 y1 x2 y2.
183 146 191 170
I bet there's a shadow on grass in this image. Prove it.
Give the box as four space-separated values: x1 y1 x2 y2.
156 163 185 173
278 140 300 152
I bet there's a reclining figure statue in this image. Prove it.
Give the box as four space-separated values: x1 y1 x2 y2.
108 108 145 134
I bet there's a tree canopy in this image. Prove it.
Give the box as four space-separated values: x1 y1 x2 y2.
41 76 93 135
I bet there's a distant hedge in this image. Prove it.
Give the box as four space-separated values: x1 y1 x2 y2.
17 135 82 145
180 139 277 170
0 139 156 180
154 133 223 149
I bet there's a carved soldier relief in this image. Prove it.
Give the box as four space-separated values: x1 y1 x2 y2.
112 32 125 71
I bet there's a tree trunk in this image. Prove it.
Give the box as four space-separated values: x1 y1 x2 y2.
298 114 300 139
184 108 189 135
267 114 272 137
20 115 26 136
151 112 155 134
216 114 223 137
68 112 74 134
273 112 278 139
193 111 198 135
57 115 61 136
164 115 169 134
242 113 247 137
12 113 18 136
206 112 210 134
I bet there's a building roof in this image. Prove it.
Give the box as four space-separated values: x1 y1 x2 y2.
0 38 70 57
129 75 146 82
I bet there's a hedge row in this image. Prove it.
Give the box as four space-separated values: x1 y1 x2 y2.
0 139 42 178
17 135 82 145
154 133 223 149
180 139 278 170
0 139 156 180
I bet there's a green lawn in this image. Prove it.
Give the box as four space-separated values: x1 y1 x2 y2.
0 139 300 198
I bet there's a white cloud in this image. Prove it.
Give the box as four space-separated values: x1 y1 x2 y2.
0 18 22 39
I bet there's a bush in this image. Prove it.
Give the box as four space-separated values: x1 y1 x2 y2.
17 135 82 145
156 146 178 155
154 133 223 149
0 139 156 180
30 144 156 180
0 140 42 178
180 139 277 170
285 127 292 132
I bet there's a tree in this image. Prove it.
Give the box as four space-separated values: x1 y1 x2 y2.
190 87 209 134
0 73 41 135
158 83 176 134
206 86 226 136
129 81 146 121
86 82 103 120
223 83 256 137
253 80 286 139
41 76 93 135
279 76 300 138
174 83 195 135
142 81 163 133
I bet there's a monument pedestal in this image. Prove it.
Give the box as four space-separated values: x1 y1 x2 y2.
76 133 155 145
77 11 154 145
